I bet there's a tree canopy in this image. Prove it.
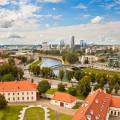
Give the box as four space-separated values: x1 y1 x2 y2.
37 80 51 94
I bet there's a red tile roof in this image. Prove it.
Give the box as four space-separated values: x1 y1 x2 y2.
0 59 6 64
111 96 120 108
73 89 111 120
52 92 77 103
0 81 37 92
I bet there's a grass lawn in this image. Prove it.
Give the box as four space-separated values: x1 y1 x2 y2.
83 68 120 77
0 105 24 120
29 59 42 68
49 109 72 120
24 107 45 120
46 88 57 95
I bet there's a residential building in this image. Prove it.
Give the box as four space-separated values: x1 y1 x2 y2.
108 56 120 68
79 55 98 64
73 89 120 120
51 92 77 108
42 42 49 50
0 81 37 102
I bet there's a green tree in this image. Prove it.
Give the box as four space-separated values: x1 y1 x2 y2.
78 76 91 97
0 64 23 81
1 74 15 82
41 67 53 78
0 94 7 109
67 87 76 96
57 83 65 92
66 71 74 82
8 57 15 65
59 69 64 81
37 80 51 94
114 83 120 94
74 70 81 81
66 52 78 64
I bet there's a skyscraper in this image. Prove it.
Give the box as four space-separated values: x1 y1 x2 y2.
80 40 86 48
60 40 65 49
71 36 75 51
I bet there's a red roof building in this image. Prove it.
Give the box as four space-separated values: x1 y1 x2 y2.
73 89 120 120
51 92 77 108
0 81 37 102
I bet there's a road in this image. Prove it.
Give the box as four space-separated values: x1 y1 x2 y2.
23 68 72 88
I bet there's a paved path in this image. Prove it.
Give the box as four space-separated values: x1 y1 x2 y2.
36 99 76 116
9 99 77 116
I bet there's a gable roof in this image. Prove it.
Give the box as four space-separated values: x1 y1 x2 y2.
0 81 37 92
73 89 111 120
52 92 77 103
111 96 120 108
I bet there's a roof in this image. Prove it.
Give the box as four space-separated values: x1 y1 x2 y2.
111 96 120 108
73 89 111 120
52 92 77 103
0 59 6 64
0 81 37 92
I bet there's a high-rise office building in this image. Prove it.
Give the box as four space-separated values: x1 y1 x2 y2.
80 40 86 48
71 36 75 51
60 40 65 49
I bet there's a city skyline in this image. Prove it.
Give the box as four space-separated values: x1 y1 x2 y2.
0 0 120 45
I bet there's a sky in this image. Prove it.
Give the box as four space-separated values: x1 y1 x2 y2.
0 0 120 45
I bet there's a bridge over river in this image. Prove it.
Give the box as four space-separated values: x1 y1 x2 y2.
50 64 91 70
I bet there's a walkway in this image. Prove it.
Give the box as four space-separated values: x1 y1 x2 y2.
36 99 76 116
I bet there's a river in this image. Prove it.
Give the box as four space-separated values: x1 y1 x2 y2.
40 57 62 77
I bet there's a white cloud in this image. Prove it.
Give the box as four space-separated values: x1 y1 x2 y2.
38 0 63 3
0 2 41 31
73 3 87 9
0 21 120 45
91 16 103 24
0 0 9 5
52 7 56 11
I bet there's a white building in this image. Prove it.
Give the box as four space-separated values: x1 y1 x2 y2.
42 42 49 50
0 81 37 102
79 55 98 64
51 92 77 108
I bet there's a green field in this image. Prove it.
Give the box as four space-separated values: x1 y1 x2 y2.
46 88 57 95
83 68 120 77
29 59 42 68
0 106 24 120
49 109 72 120
24 107 45 120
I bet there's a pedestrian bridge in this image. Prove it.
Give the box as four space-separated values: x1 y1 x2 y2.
50 64 90 70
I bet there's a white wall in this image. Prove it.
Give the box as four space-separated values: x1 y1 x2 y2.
109 107 120 117
50 99 76 108
0 91 36 102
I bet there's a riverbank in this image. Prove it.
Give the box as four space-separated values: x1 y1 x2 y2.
29 59 42 68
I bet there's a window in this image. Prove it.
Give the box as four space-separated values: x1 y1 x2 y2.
22 92 24 95
27 97 29 100
31 97 34 100
8 98 10 101
111 111 113 115
17 93 19 95
22 97 24 100
8 93 10 95
27 92 29 95
13 98 15 101
17 97 19 100
114 111 116 116
13 93 15 95
31 92 33 95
